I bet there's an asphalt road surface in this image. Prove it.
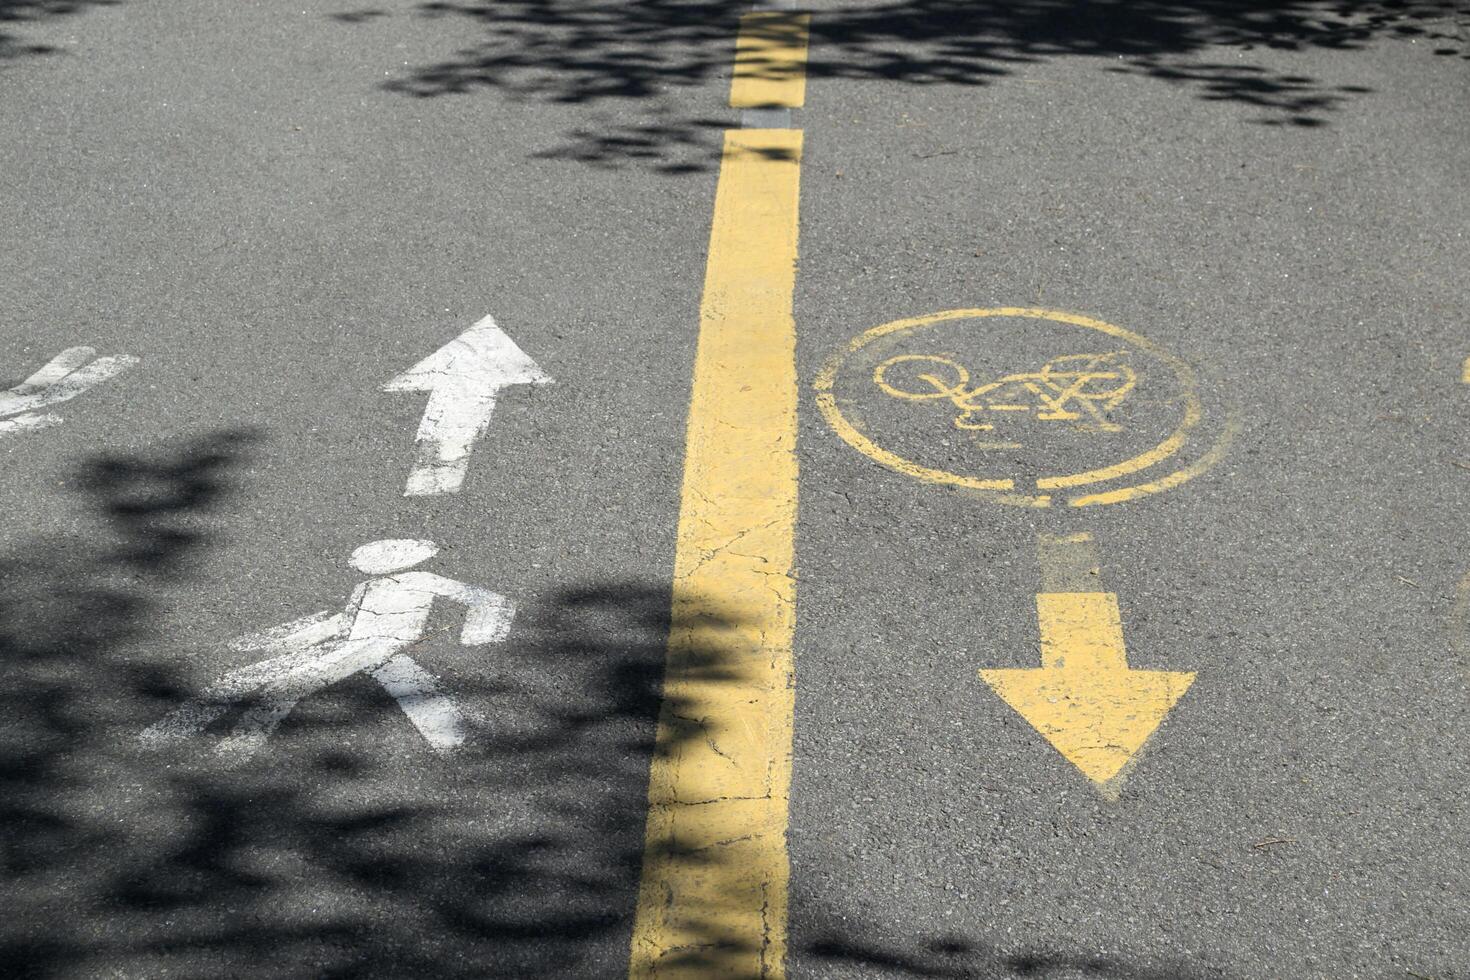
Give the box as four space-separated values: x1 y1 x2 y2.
2 1 1467 978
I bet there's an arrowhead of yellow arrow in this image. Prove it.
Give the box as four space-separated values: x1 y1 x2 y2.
981 591 1195 784
980 665 1195 783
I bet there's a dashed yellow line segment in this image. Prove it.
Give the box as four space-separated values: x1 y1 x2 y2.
628 13 808 978
730 12 811 108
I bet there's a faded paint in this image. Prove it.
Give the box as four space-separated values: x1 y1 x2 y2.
0 346 138 436
628 128 803 979
814 308 1230 507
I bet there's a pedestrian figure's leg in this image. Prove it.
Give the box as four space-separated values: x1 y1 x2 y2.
213 639 404 756
217 697 302 762
369 654 466 750
139 644 335 745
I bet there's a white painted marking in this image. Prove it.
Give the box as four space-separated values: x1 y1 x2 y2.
0 346 139 437
370 654 465 749
351 538 439 574
384 315 553 496
141 539 516 761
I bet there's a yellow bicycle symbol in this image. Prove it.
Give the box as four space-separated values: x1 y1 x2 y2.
873 351 1136 432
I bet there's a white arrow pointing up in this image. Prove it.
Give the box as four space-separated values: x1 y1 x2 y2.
384 315 553 496
1 346 140 437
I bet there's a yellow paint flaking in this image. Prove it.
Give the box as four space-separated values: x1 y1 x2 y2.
628 129 803 980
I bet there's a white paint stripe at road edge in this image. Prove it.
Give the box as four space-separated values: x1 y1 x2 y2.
384 315 553 497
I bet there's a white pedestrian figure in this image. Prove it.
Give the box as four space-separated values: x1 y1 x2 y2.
142 539 515 761
1 346 139 436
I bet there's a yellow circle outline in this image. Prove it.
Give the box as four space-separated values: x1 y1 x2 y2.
813 307 1227 507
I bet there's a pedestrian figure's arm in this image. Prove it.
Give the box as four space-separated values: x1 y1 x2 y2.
228 609 350 654
398 572 517 645
458 589 516 644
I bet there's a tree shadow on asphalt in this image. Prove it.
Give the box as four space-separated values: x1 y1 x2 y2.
1 429 1217 978
332 0 1470 172
806 934 1221 978
0 0 118 59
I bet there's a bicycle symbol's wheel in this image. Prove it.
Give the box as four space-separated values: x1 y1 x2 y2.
873 354 969 401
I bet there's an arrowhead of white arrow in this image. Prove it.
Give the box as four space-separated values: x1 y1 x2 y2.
383 315 552 393
383 314 554 496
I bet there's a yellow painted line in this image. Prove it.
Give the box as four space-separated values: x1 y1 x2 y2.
628 128 803 979
730 12 811 108
1451 570 1470 660
814 308 1228 507
981 535 1195 788
1463 356 1470 384
1068 417 1237 507
1037 531 1101 592
811 387 1024 495
1035 397 1196 490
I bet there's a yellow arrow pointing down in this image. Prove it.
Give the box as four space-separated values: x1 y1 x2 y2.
981 592 1195 785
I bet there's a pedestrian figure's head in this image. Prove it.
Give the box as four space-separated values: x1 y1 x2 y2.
350 538 439 574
